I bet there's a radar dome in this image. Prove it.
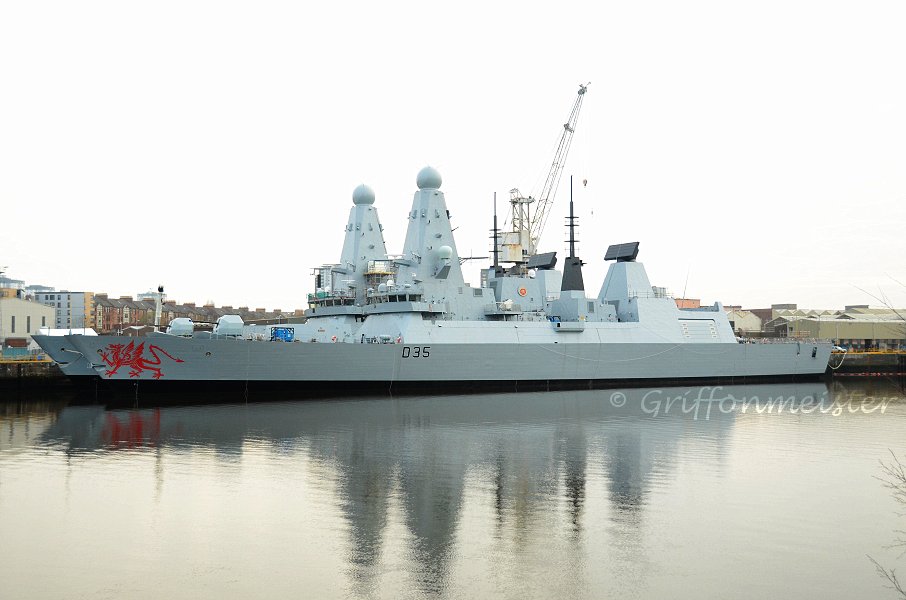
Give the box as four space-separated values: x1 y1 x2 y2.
416 166 442 190
437 245 453 260
352 184 375 205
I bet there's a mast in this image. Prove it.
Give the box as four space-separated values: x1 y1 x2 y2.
154 285 164 331
568 177 577 259
560 176 585 292
491 192 500 270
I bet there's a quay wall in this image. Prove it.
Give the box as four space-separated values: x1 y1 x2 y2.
831 351 906 377
0 361 68 392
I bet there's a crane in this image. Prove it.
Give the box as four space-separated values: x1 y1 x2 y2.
500 83 589 265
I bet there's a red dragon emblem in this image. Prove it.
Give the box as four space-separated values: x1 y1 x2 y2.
100 341 184 379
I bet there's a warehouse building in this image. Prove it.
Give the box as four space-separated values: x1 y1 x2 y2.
726 309 763 335
0 295 56 352
764 309 905 350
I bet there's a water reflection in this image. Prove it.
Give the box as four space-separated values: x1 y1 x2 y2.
3 380 904 599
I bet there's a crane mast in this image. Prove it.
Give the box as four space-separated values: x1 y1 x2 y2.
500 83 588 266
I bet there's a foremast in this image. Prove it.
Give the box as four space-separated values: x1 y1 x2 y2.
307 183 389 316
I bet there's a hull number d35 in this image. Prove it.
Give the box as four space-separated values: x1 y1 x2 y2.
401 346 431 359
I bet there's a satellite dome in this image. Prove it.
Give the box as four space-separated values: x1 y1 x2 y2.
352 184 375 205
437 245 453 260
416 166 442 190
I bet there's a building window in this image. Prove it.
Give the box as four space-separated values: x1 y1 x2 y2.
27 316 31 333
42 316 46 327
10 315 15 333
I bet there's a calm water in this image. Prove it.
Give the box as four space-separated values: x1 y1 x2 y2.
2 380 905 599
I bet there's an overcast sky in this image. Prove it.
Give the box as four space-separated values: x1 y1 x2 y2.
2 1 904 312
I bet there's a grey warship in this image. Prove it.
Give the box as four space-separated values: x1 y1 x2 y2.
32 181 392 382
45 165 832 398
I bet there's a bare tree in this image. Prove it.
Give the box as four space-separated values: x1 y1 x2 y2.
869 450 906 598
854 277 906 341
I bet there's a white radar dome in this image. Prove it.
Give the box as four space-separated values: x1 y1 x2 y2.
352 184 376 205
437 245 453 260
416 166 442 190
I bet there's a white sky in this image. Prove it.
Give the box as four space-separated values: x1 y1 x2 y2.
2 1 905 312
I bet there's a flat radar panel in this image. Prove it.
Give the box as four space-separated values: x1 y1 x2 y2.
604 242 640 262
527 252 558 270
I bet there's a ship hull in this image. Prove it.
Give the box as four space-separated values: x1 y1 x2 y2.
86 372 828 403
63 334 832 400
31 334 98 378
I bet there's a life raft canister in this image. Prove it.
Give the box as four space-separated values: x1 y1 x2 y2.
518 287 528 297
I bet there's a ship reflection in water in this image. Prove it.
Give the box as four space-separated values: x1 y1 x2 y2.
1 380 905 599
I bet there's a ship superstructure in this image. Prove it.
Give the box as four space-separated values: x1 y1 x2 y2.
307 183 389 316
243 182 392 344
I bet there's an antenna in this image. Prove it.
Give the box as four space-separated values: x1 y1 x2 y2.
567 176 577 258
682 268 690 302
491 192 500 270
560 175 585 292
154 284 165 331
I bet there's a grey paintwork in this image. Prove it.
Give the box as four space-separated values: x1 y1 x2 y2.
31 334 97 377
39 167 832 386
66 332 829 383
